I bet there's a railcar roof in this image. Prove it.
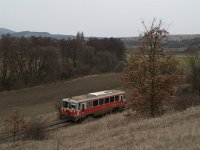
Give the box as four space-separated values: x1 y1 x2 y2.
64 90 124 103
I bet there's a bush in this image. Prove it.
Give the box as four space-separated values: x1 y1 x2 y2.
23 118 46 140
174 84 200 111
185 53 200 99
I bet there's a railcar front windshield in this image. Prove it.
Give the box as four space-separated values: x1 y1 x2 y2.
63 101 77 109
63 101 69 108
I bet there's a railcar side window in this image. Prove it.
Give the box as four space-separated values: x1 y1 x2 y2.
69 102 77 109
99 99 104 105
105 97 109 104
93 100 98 106
78 103 81 110
86 102 92 108
115 95 119 101
110 97 114 102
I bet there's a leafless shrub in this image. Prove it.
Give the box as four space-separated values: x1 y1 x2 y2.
4 107 26 142
23 118 46 140
54 100 63 120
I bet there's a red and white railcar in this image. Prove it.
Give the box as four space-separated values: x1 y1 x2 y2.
61 90 126 121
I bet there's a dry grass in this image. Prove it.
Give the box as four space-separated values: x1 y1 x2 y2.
1 106 200 150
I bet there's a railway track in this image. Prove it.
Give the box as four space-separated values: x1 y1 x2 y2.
43 120 72 132
0 107 127 144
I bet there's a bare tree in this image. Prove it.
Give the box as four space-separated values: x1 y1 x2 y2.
55 100 63 120
4 107 26 142
0 35 14 90
122 20 183 117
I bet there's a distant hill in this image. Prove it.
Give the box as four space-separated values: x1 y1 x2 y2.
0 28 75 40
0 28 15 35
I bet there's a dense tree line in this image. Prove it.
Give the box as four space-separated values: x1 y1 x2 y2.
0 33 125 91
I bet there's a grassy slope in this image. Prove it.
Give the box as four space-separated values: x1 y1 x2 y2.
0 73 121 123
1 106 200 150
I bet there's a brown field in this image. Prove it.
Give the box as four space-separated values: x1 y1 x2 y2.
1 106 200 150
0 73 121 124
167 34 200 41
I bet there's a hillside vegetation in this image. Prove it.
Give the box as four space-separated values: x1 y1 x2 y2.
1 106 200 150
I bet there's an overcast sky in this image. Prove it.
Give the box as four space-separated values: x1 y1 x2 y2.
0 0 200 37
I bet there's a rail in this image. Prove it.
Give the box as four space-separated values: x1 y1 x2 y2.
0 107 126 144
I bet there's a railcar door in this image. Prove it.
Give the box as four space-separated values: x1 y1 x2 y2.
120 95 123 101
